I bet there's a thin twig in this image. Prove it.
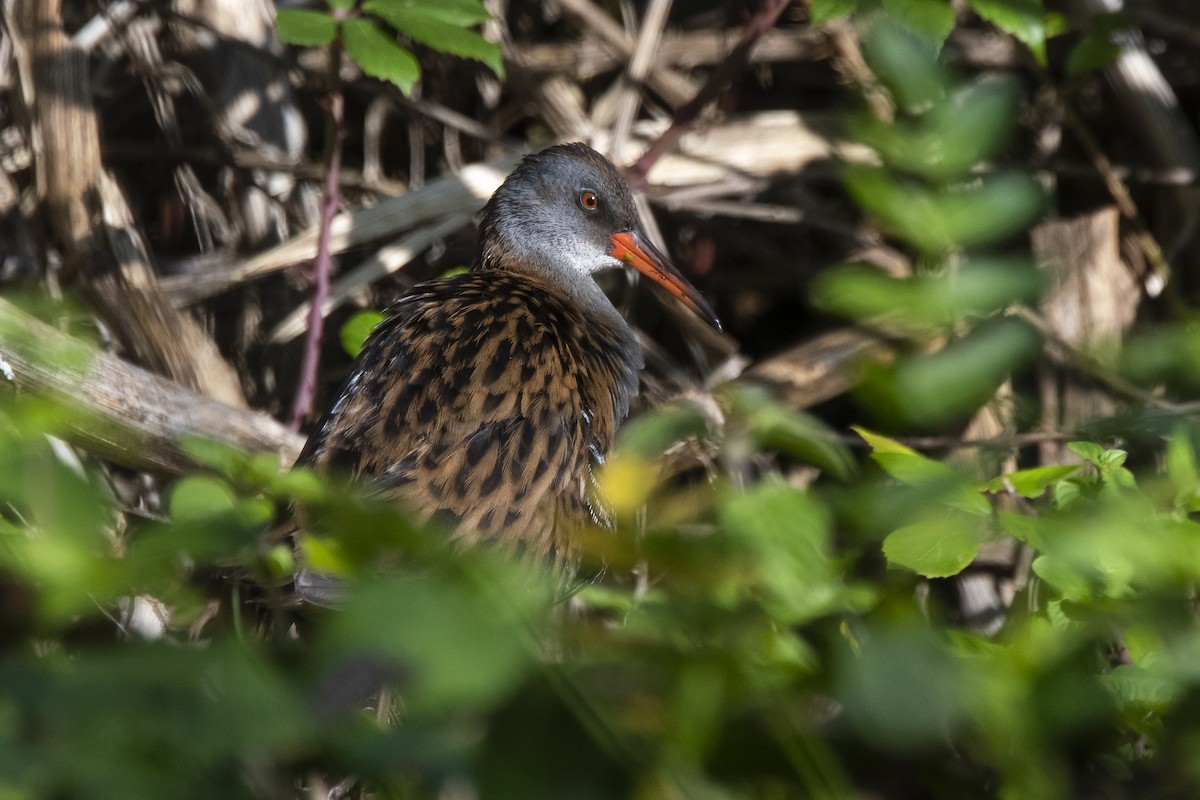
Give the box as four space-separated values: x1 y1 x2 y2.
610 0 673 159
288 32 345 430
625 0 791 190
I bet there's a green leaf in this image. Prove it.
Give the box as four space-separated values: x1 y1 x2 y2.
342 17 422 93
275 9 338 46
863 17 950 110
318 564 544 713
180 436 245 476
849 76 1022 182
854 426 920 456
364 1 503 76
985 465 1081 498
857 428 991 516
843 165 1047 254
965 0 1047 64
367 0 491 26
1066 30 1121 76
997 510 1042 547
810 0 861 23
880 0 956 53
1064 14 1131 77
810 258 1043 329
1066 441 1105 467
1100 664 1180 710
1119 322 1200 389
729 388 855 480
836 624 967 749
339 309 384 358
883 514 982 577
616 401 710 458
169 476 237 523
1167 431 1200 505
856 317 1042 428
720 480 846 623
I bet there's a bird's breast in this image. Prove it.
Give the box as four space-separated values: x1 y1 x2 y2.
299 270 643 557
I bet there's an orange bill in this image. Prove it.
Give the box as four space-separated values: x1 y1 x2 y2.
609 230 722 330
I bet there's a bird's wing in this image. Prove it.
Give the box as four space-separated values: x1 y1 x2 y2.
298 276 599 556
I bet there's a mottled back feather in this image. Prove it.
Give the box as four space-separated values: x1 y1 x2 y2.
298 270 642 558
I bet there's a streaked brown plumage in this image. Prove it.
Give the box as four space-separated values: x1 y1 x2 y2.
298 143 719 559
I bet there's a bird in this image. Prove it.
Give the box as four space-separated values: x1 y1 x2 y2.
295 142 721 563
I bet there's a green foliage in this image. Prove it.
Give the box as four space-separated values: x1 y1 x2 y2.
276 0 502 93
812 0 1051 62
966 0 1049 62
812 258 1043 331
1065 13 1130 76
818 23 1046 432
339 309 385 357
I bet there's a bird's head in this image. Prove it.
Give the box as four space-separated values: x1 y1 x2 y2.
477 143 721 329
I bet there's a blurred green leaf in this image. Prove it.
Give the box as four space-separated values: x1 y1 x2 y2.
1100 663 1179 710
810 0 861 23
1121 322 1200 389
318 561 546 713
837 624 967 750
615 401 710 458
339 309 384 358
862 18 950 110
342 18 421 92
850 76 1022 182
856 427 991 515
1065 13 1131 77
180 436 247 477
880 0 956 53
844 165 1047 254
964 0 1047 63
728 386 855 480
854 426 919 455
169 475 237 523
275 8 338 46
1066 30 1121 76
856 317 1042 427
883 513 982 577
720 480 850 623
984 464 1081 498
1166 430 1200 506
811 258 1043 328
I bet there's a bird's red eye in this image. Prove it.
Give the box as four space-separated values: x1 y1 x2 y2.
579 190 600 211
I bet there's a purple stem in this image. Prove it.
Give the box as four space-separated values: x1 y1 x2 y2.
288 36 345 431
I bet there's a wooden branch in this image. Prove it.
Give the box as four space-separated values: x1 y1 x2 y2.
0 296 304 475
10 0 246 407
746 328 890 410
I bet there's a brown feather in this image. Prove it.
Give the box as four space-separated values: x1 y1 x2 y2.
298 269 641 558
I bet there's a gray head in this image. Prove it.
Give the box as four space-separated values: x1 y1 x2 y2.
476 143 720 328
